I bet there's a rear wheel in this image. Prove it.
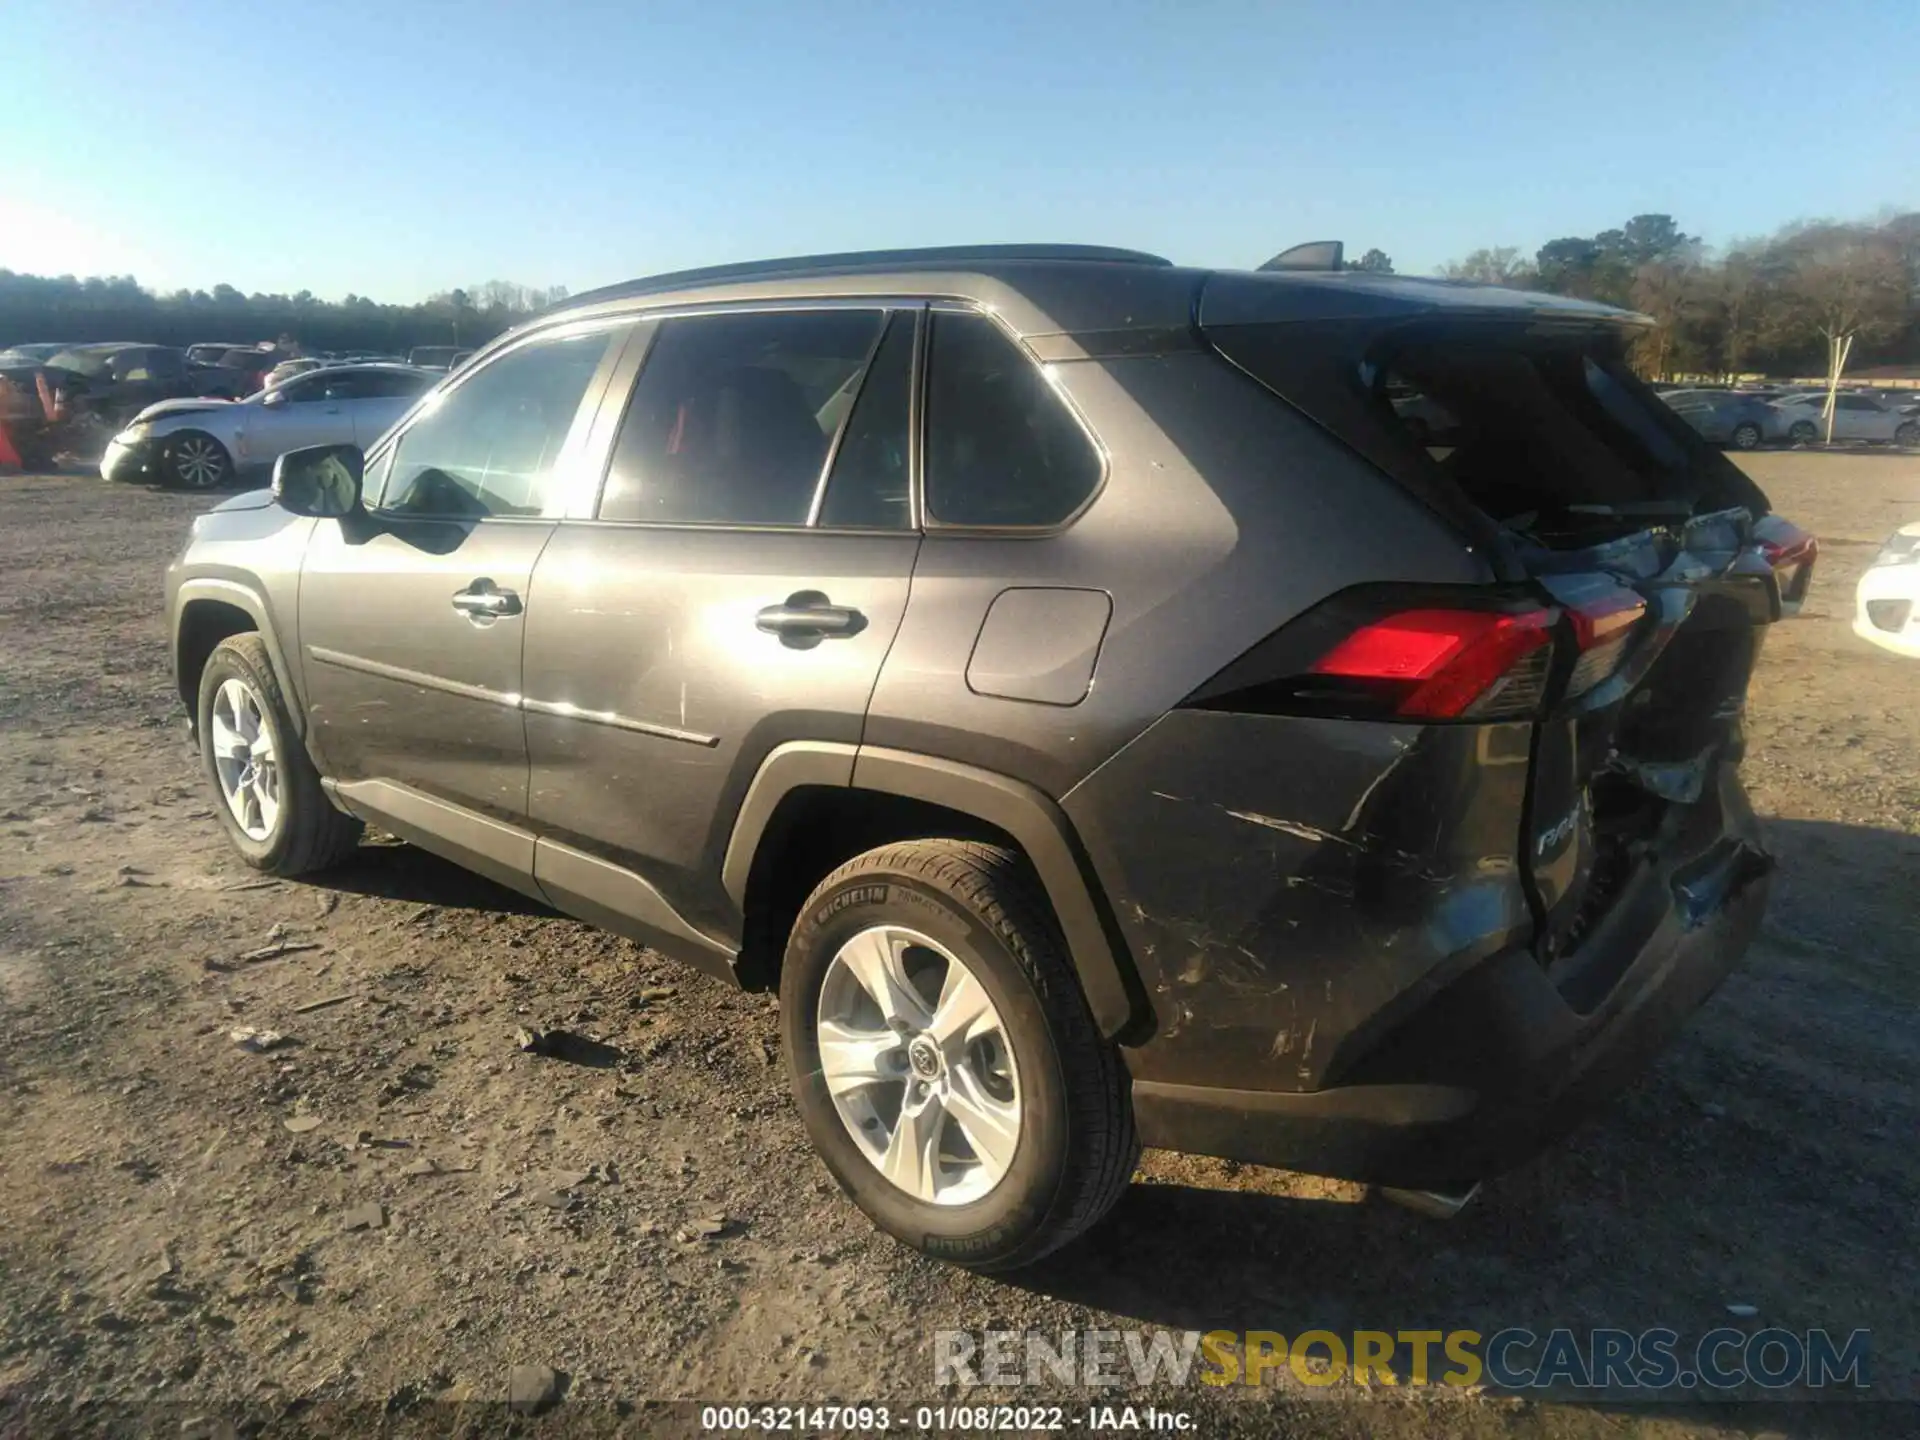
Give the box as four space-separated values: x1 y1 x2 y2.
1896 421 1919 447
161 430 233 489
1730 421 1763 450
780 840 1138 1270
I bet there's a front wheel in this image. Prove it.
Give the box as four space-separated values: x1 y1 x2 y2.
1730 421 1763 450
780 840 1138 1270
198 634 361 874
1789 420 1819 445
1896 421 1919 447
161 430 233 489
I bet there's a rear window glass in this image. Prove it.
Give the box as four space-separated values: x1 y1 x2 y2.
1207 319 1763 549
1367 345 1697 536
923 312 1102 528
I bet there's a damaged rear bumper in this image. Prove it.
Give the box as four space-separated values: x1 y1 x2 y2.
1121 763 1771 1191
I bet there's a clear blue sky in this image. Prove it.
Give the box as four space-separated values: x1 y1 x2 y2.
3 0 1914 303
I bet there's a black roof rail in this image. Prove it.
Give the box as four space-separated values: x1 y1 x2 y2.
547 244 1174 315
1257 241 1346 272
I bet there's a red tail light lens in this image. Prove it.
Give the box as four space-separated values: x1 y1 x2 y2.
1309 607 1556 719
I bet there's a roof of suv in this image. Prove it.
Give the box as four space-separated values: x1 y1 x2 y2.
538 244 1650 345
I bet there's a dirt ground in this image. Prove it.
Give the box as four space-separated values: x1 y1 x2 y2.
0 453 1915 1438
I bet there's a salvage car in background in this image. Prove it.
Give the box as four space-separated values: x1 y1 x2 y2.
103 363 433 488
0 342 75 365
1772 391 1920 445
1856 522 1920 658
42 343 251 427
185 342 250 366
264 357 327 388
405 345 473 372
1659 388 1793 449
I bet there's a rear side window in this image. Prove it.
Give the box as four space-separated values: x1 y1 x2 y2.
923 313 1101 528
598 309 885 526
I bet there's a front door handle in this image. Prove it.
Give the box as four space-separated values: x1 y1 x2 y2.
756 590 865 640
451 579 522 621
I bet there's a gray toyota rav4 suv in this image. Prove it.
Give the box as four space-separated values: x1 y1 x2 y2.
166 243 1809 1269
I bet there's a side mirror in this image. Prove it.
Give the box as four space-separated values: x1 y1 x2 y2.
273 443 365 518
261 389 288 408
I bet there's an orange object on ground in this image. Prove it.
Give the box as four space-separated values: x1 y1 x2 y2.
0 421 21 469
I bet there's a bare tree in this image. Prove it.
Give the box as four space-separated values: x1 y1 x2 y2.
1436 246 1535 287
1771 224 1909 441
1628 259 1698 379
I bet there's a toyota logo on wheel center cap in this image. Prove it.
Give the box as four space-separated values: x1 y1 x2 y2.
907 1037 941 1079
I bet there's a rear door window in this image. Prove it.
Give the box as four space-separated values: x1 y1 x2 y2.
815 310 916 529
597 309 886 526
922 312 1101 527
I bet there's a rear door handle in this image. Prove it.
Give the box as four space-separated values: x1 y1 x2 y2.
756 590 865 639
451 579 522 620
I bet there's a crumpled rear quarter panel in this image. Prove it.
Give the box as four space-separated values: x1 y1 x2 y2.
1061 709 1536 1090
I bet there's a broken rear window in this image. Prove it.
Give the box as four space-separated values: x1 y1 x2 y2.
1208 320 1765 549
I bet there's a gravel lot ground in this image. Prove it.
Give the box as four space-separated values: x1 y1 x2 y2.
0 453 1915 1438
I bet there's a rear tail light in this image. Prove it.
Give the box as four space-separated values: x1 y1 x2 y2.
1184 582 1658 725
1308 607 1556 719
1183 587 1564 724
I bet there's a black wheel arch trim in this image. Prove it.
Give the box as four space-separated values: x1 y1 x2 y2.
723 740 1149 1042
173 578 306 741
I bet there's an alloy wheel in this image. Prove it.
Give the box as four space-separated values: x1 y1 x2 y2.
210 678 279 840
815 924 1021 1206
173 435 227 488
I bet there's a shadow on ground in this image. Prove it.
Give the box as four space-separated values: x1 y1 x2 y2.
308 839 556 916
273 820 1916 1408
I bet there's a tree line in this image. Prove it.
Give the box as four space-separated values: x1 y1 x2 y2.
1432 211 1920 381
7 214 1917 383
0 272 571 357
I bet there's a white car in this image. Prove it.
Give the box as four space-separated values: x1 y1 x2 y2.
1771 391 1920 446
99 363 435 489
1855 522 1920 658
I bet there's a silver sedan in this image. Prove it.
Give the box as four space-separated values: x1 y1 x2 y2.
100 364 436 489
1771 391 1920 445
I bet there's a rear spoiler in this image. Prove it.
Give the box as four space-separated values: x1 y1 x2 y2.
1202 269 1654 331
